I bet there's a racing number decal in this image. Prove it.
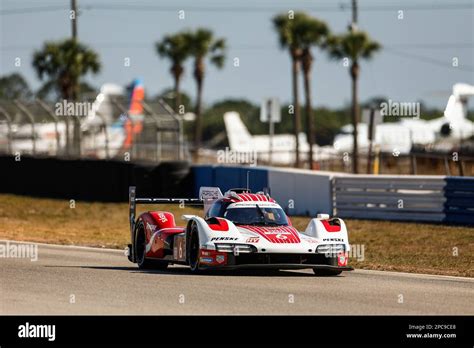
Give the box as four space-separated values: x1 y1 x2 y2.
174 236 186 261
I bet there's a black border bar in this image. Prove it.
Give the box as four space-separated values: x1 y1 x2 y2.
0 315 472 346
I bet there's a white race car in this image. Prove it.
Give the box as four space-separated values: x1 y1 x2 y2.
127 186 353 276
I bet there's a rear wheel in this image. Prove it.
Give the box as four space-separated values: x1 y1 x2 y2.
312 256 342 276
135 222 168 270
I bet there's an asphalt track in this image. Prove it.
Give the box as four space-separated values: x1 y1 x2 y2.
1 240 473 315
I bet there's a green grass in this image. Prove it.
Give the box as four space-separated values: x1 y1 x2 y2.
0 194 472 277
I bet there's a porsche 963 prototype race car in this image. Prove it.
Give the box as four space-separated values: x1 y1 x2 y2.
127 186 353 276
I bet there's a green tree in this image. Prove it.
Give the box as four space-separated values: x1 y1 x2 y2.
0 73 33 100
156 33 191 113
326 31 380 173
32 39 101 155
36 80 97 102
297 16 330 168
186 28 226 154
273 12 308 168
201 99 259 146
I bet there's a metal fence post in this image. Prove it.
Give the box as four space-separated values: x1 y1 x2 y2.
0 106 13 155
36 99 61 156
13 100 36 155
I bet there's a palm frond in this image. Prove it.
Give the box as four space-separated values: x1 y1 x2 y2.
325 30 381 62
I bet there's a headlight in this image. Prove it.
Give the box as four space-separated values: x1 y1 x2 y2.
215 244 256 253
316 244 345 255
215 244 233 252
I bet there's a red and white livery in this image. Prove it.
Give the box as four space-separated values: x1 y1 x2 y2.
127 186 353 276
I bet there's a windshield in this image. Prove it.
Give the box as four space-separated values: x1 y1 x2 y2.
223 205 288 226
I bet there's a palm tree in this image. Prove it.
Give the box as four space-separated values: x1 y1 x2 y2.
32 39 101 155
156 33 191 113
297 16 329 169
273 12 308 168
186 28 226 155
326 31 380 173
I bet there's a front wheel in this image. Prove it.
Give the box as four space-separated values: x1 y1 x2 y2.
312 256 342 276
188 224 201 273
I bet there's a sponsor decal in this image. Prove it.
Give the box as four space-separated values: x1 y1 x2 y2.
18 322 55 341
211 237 238 241
246 237 260 243
216 255 225 264
337 252 348 267
323 238 344 242
200 257 214 264
242 226 300 244
200 187 222 200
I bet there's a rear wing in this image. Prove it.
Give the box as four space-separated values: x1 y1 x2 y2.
128 186 203 240
199 186 223 216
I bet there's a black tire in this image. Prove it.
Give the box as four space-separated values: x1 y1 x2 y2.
188 224 201 273
135 222 168 270
312 256 342 276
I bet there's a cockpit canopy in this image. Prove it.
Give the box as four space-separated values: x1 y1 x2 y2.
207 200 289 226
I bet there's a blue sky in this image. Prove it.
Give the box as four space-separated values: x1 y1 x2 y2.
1 0 473 109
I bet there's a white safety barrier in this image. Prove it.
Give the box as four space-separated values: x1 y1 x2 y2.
268 167 334 216
333 175 447 222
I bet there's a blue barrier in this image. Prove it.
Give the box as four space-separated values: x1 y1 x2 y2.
444 177 474 224
192 165 215 197
214 166 268 193
192 165 269 197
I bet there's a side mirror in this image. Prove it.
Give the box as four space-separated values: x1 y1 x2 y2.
316 213 330 220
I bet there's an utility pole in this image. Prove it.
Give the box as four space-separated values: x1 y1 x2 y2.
70 0 80 156
349 0 358 173
267 99 274 165
71 0 78 39
349 0 358 32
352 0 358 26
350 0 358 32
366 107 375 174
